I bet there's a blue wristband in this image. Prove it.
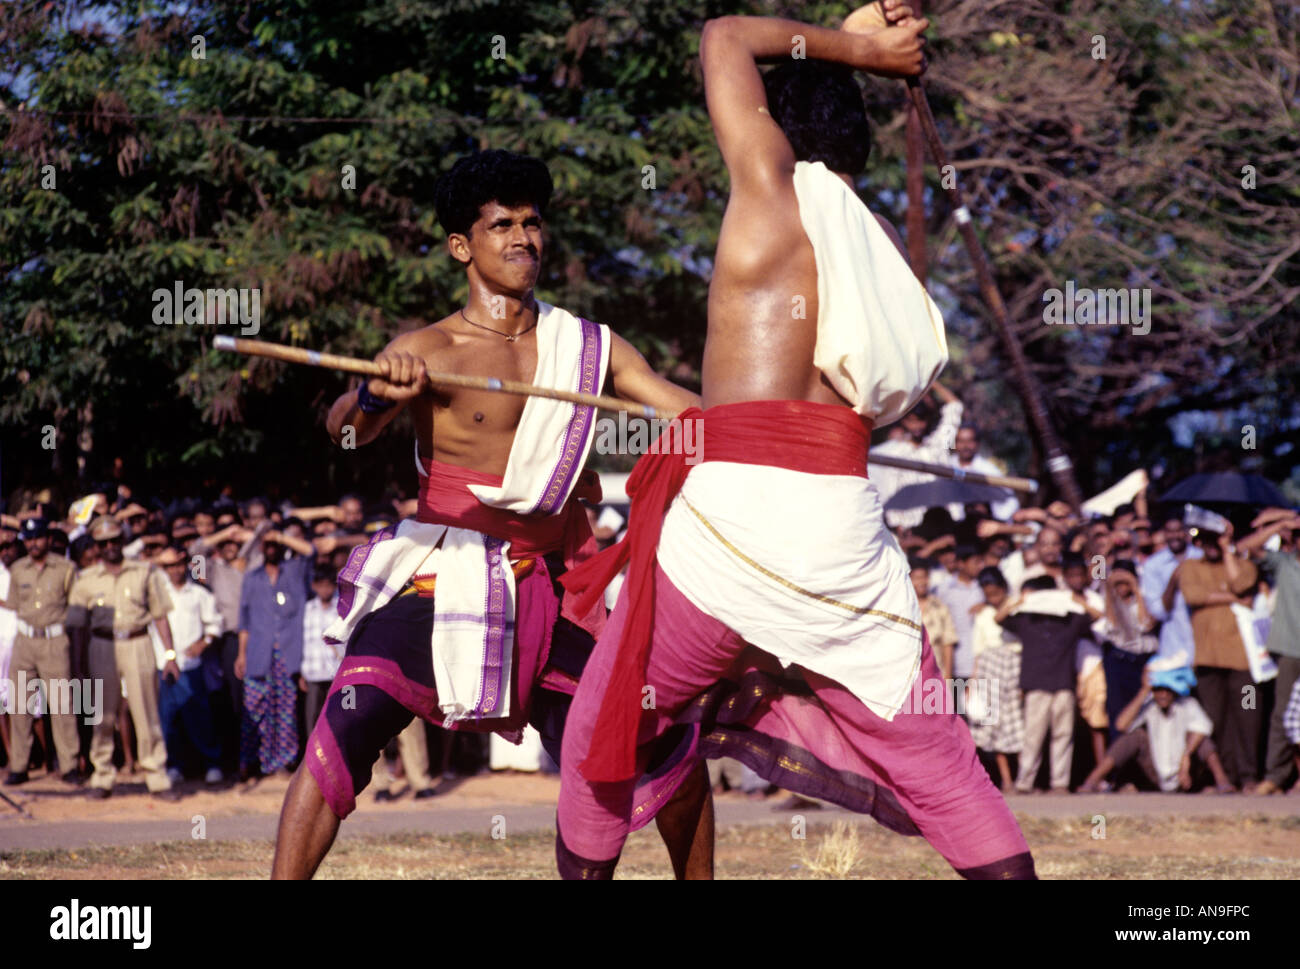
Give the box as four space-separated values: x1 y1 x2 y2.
357 381 396 414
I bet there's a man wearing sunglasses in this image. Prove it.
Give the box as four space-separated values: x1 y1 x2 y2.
66 515 181 800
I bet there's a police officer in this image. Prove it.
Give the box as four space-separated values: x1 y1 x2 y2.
66 515 181 800
1 517 80 785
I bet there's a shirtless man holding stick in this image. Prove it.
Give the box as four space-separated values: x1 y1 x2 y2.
271 149 712 879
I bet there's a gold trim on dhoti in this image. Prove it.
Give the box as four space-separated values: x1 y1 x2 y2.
679 497 922 634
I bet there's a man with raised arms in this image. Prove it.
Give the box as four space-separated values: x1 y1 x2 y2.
555 1 1036 879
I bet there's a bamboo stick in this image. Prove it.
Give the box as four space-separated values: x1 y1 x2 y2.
213 335 1039 493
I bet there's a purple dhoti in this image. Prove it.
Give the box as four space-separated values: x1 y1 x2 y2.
306 556 698 820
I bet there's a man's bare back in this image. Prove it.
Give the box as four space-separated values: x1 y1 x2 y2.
698 4 927 410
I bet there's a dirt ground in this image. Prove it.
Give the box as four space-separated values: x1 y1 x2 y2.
3 815 1299 880
1 767 1297 879
0 764 565 824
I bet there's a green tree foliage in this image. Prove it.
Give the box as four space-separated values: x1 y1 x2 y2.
1 0 1296 509
914 0 1299 489
1 0 748 504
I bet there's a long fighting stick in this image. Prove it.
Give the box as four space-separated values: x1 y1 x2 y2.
902 75 1084 510
867 452 1036 494
213 335 1038 493
213 334 660 418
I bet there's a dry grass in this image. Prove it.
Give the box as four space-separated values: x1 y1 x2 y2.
799 821 864 878
2 814 1298 879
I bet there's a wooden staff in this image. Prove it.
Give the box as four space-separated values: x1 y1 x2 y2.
212 334 662 418
902 75 1082 509
867 452 1036 494
213 336 1039 493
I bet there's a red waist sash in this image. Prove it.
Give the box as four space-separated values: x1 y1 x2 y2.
418 457 606 637
418 457 602 559
560 399 873 782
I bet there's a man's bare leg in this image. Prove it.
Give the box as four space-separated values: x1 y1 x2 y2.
653 760 715 879
271 764 340 879
1205 749 1236 793
995 752 1014 790
1090 727 1107 767
1078 754 1116 793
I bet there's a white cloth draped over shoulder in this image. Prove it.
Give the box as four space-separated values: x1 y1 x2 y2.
326 303 610 727
657 164 951 722
792 160 948 426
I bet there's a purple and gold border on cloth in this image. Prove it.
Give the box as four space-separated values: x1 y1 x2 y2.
531 317 604 515
335 523 399 619
306 709 358 818
473 536 510 718
680 667 922 838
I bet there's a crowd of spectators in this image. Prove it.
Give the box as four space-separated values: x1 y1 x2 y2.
3 395 1299 807
708 391 1300 800
0 488 485 801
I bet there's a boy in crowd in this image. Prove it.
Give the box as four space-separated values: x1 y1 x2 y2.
1079 666 1234 793
299 565 342 736
1096 558 1159 741
1063 554 1109 768
996 575 1101 793
936 545 986 683
969 567 1023 792
910 556 957 680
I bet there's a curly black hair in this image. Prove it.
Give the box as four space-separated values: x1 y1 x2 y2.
762 59 871 175
433 149 554 238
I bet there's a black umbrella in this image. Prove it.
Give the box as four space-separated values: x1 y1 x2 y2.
884 478 1014 514
1158 472 1288 508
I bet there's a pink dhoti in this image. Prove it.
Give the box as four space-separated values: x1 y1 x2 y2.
557 563 1034 878
555 400 1034 879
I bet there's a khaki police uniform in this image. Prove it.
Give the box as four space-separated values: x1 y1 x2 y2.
7 554 81 774
67 560 174 792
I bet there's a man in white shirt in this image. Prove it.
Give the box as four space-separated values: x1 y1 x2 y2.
949 424 1020 522
871 382 963 530
1080 666 1234 793
151 546 224 785
1139 513 1202 664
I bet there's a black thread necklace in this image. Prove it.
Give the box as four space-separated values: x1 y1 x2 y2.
460 308 538 343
